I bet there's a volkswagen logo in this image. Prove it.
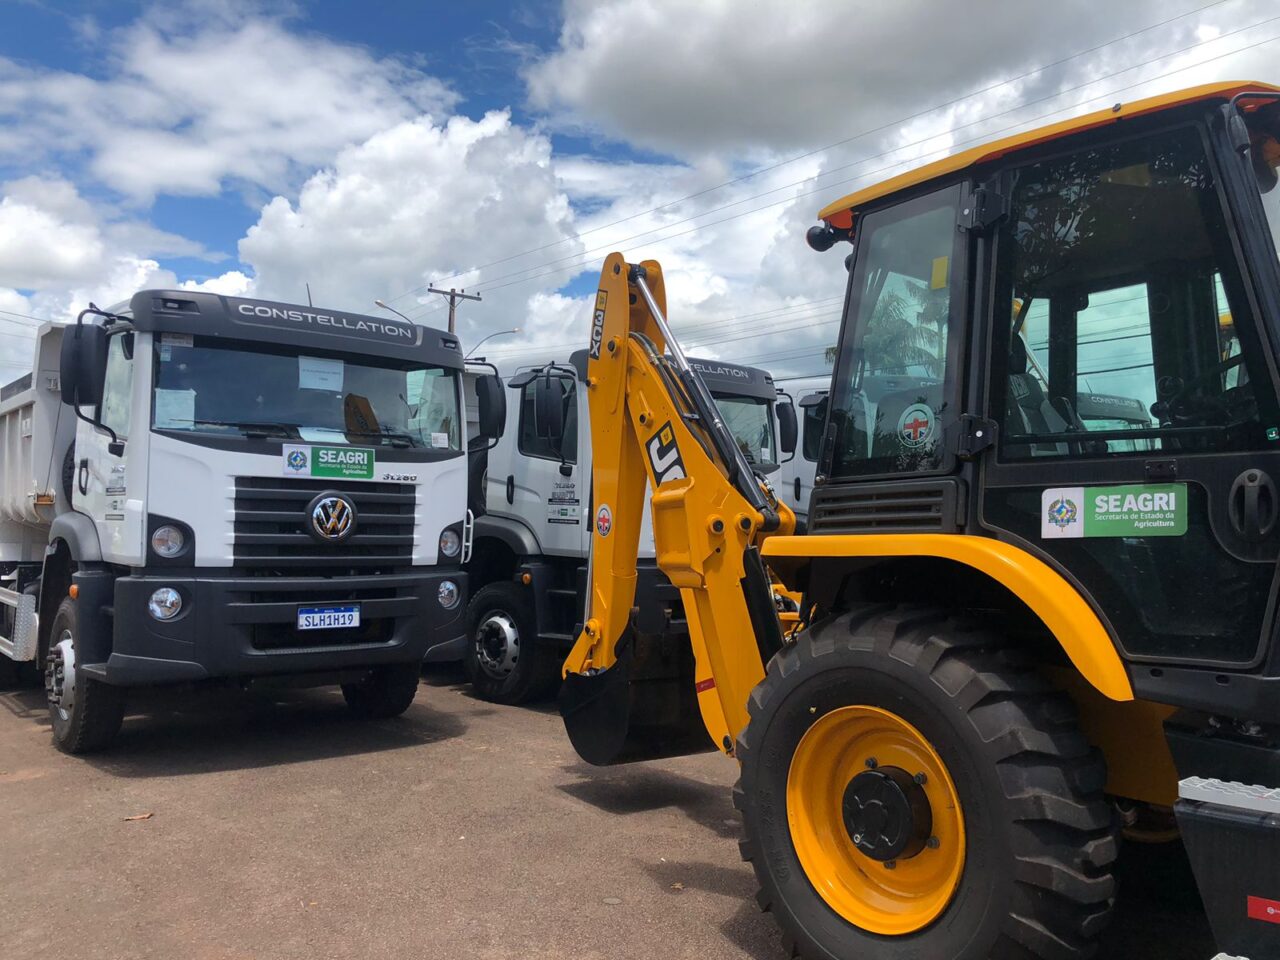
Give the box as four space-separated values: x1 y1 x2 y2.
306 493 357 543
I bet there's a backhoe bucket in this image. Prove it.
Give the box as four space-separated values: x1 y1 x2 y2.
560 629 714 766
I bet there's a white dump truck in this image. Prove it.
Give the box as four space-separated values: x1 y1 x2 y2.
0 290 505 752
462 349 795 703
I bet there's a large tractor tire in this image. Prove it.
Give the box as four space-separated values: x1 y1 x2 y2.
464 583 561 705
735 605 1117 960
45 596 125 754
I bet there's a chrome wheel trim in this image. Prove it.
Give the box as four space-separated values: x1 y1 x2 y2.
475 612 520 680
45 627 76 722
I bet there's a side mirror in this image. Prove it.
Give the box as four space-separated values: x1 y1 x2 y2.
59 322 109 409
777 401 798 456
533 375 565 445
476 373 506 442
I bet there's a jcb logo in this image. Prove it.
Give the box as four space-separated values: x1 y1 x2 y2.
646 421 686 486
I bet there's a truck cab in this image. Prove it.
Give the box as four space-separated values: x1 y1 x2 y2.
462 349 795 703
0 290 503 752
777 375 829 532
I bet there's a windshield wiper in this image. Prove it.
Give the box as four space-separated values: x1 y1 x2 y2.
343 428 415 448
171 418 301 439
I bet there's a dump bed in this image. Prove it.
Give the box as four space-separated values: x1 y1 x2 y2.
0 323 75 562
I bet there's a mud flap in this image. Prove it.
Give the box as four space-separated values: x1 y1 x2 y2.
559 627 714 766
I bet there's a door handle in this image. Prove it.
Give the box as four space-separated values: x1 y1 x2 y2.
1228 469 1278 542
77 458 89 496
506 474 515 505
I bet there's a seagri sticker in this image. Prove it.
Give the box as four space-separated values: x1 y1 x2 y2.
1042 484 1187 539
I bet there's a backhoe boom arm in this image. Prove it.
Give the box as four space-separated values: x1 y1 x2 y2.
560 253 794 761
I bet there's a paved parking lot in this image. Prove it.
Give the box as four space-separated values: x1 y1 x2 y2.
1 666 1214 960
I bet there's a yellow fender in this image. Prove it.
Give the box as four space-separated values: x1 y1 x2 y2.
762 533 1133 702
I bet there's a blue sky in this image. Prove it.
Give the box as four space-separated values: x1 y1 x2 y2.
1 0 1277 379
0 0 574 271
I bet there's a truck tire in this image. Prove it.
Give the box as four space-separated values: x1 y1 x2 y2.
464 582 559 705
45 596 125 754
0 654 19 689
735 605 1117 960
341 663 420 719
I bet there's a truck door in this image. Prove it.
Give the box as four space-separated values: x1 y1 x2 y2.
793 390 828 528
512 371 584 557
75 327 144 563
980 123 1280 669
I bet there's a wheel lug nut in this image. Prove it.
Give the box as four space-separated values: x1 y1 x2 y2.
914 772 927 785
865 757 878 769
927 836 940 850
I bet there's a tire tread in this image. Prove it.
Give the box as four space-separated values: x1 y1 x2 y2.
734 602 1117 960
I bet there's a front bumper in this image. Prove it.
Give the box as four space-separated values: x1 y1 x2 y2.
100 568 467 686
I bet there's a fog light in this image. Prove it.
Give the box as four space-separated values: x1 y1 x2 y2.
148 587 182 620
150 524 186 558
437 580 460 610
439 528 461 558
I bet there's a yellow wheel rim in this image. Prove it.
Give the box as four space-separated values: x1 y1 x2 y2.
786 705 965 935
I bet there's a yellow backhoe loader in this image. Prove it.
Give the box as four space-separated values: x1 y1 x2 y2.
556 81 1280 960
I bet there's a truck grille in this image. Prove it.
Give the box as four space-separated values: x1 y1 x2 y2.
233 477 415 570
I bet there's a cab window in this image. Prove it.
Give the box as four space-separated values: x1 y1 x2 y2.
518 376 577 463
99 331 134 440
829 184 962 478
993 125 1279 459
801 394 827 462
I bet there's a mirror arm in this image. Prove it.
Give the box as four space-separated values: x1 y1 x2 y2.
70 402 122 448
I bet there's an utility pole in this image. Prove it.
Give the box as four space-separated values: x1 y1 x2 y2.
426 286 482 334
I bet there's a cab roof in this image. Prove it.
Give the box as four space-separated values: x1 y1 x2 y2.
818 80 1280 230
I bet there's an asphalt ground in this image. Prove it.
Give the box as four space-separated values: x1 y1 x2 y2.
1 664 1215 960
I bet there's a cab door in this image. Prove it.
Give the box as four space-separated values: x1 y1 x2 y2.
75 327 145 564
792 390 828 528
979 122 1280 669
813 182 970 533
512 370 585 557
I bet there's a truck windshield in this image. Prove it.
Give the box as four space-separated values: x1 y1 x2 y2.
717 395 778 471
151 335 461 450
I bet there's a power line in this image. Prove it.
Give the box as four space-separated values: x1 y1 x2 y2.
453 24 1280 374
482 296 846 361
0 308 52 329
404 21 1280 316
383 0 1238 305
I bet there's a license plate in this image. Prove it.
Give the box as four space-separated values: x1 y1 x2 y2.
297 605 361 631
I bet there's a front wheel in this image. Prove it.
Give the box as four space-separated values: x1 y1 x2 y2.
0 654 21 689
45 596 125 753
463 582 560 705
341 663 420 718
735 605 1117 960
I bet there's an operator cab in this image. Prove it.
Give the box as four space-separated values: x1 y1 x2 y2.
807 82 1280 673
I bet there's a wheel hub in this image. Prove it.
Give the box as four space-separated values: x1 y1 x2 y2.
841 767 932 862
786 704 966 935
45 628 76 721
475 613 519 680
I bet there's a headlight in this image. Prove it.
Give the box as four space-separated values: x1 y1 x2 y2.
437 580 460 609
150 524 186 558
148 587 183 621
439 529 461 558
